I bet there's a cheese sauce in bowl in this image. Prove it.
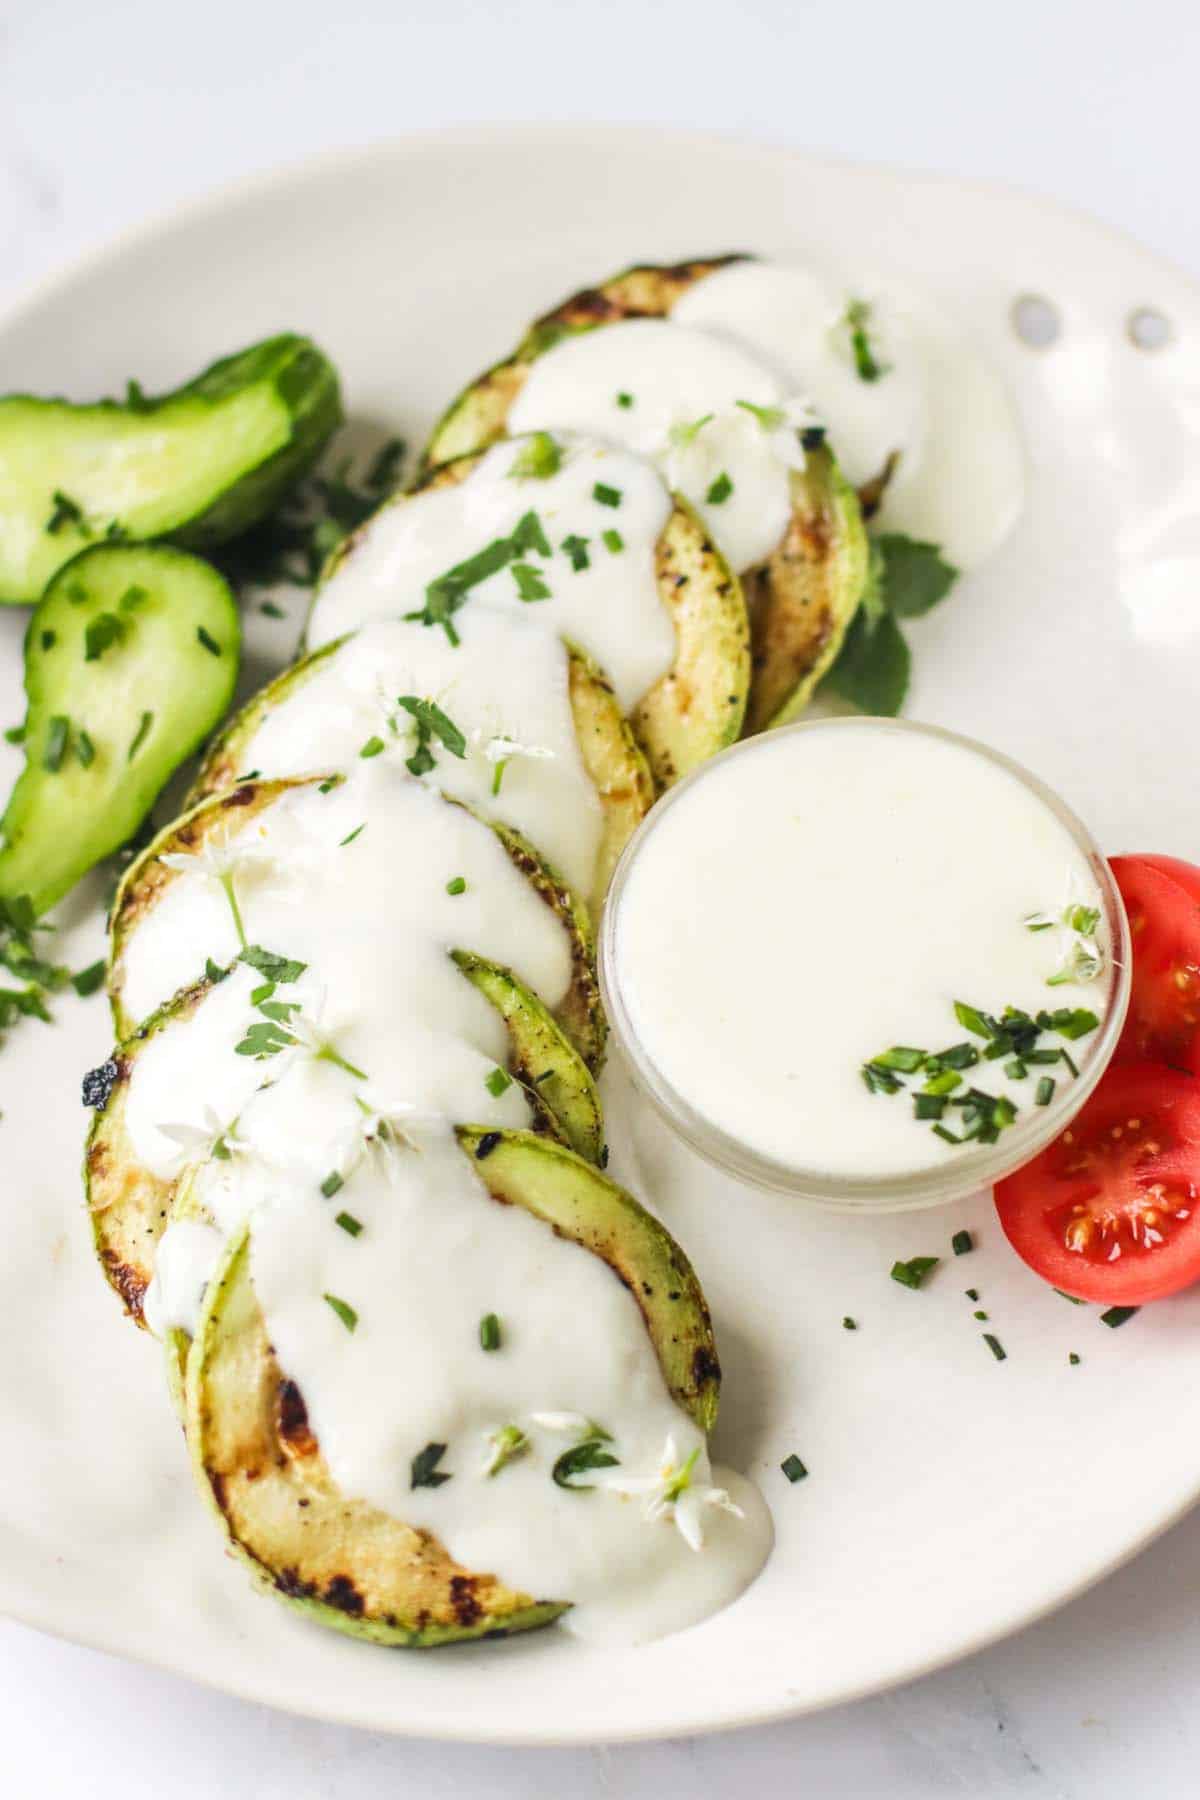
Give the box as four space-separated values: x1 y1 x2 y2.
600 720 1130 1210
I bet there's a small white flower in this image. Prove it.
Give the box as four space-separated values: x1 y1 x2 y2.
160 833 274 885
330 1091 448 1178
157 1105 250 1178
482 1424 529 1478
595 1433 743 1552
479 733 555 767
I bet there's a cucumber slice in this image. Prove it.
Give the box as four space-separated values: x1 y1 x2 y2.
0 545 240 914
187 631 654 913
0 335 341 603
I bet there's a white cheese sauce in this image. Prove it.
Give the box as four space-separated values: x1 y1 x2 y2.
306 435 675 715
607 722 1111 1181
227 613 603 902
131 760 771 1644
512 260 1025 574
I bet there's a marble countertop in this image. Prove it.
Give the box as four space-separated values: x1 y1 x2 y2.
3 0 1199 1792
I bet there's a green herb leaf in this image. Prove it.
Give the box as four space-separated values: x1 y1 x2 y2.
397 696 467 761
359 735 385 759
951 1229 974 1256
485 1066 512 1098
512 561 551 602
339 823 365 847
842 1316 857 1331
239 945 307 983
982 1333 1007 1362
446 876 467 896
874 1045 926 1073
411 1441 452 1488
874 535 959 618
824 587 910 716
561 534 590 572
127 710 153 761
84 612 125 662
1100 1305 1139 1329
705 471 733 505
71 960 106 997
954 1001 997 1040
1036 1075 1056 1106
891 1255 939 1290
615 391 634 409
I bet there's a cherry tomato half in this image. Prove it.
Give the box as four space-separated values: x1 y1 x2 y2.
1111 854 1200 1074
994 1061 1200 1304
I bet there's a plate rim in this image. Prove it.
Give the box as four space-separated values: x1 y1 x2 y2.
4 120 1200 1745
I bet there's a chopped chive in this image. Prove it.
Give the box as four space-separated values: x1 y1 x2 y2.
891 1255 939 1290
1053 1288 1085 1304
593 482 622 508
1027 1048 1061 1065
1100 1305 1139 1329
127 710 153 761
71 960 106 997
780 1453 808 1483
951 1229 974 1256
196 625 221 656
335 1211 363 1237
954 1001 996 1040
1060 1048 1080 1078
1035 1076 1056 1106
923 1068 963 1096
323 1293 357 1332
973 1309 989 1321
842 1316 857 1331
359 735 385 759
735 398 786 430
615 391 634 409
914 1093 945 1120
862 1062 904 1096
317 778 337 794
479 1312 502 1351
260 600 286 618
1069 1352 1081 1365
874 1045 927 1073
601 528 624 554
43 716 69 772
561 533 590 572
932 1123 963 1145
1067 904 1101 935
965 1287 980 1301
490 758 508 796
46 489 87 534
485 1066 512 1098
320 1170 344 1198
339 824 365 847
844 299 889 383
75 728 95 768
446 876 467 896
982 1333 1007 1362
1004 1058 1027 1080
705 471 733 505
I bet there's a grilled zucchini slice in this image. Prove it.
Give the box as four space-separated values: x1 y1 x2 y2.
422 257 867 738
0 544 239 914
183 1127 718 1646
0 334 341 604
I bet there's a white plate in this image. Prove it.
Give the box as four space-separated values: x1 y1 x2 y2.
1 126 1198 1746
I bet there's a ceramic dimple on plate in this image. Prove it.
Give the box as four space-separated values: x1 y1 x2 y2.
1 126 1199 1745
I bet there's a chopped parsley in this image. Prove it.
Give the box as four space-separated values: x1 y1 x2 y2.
70 960 106 997
891 1256 939 1290
1069 1352 1081 1365
951 1229 974 1256
359 735 385 759
511 510 552 558
84 612 125 662
705 471 733 505
46 490 88 535
239 945 306 982
397 695 467 778
485 1066 512 1098
411 1441 452 1488
479 1312 502 1351
780 1454 808 1483
842 1316 857 1331
615 391 634 409
446 876 467 896
323 1293 358 1333
602 528 624 554
592 482 622 508
561 534 590 572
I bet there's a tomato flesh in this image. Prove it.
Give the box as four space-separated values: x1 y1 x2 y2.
994 1063 1200 1303
1111 855 1200 1074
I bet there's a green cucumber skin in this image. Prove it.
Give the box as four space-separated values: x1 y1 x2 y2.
0 545 241 913
0 334 342 604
